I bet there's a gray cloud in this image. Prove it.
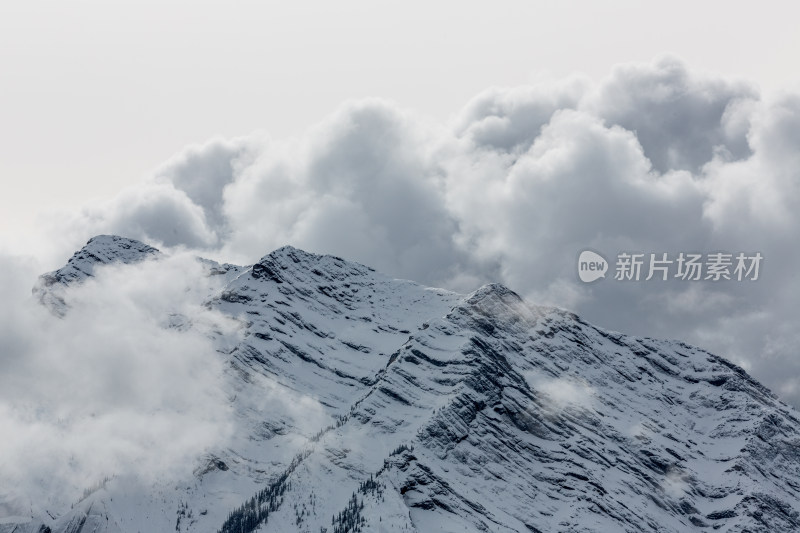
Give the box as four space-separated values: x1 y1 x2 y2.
445 108 709 299
42 57 800 407
585 56 758 173
153 135 261 231
454 76 586 153
64 183 219 249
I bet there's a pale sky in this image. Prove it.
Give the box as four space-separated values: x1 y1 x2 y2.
2 0 799 251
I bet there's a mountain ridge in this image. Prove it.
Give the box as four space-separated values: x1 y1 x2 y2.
8 235 800 533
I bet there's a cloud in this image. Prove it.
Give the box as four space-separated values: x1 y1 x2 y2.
524 372 595 413
584 56 758 173
153 135 261 232
36 57 800 409
220 99 471 286
0 252 239 515
58 183 220 250
661 467 691 499
453 76 587 152
444 108 708 297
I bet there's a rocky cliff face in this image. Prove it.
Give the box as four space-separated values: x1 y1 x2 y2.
8 236 800 532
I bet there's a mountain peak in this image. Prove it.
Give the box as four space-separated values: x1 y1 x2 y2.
465 282 523 304
41 234 159 285
457 282 538 325
56 234 160 282
260 245 354 267
85 233 153 248
249 245 375 284
267 244 308 257
32 235 160 314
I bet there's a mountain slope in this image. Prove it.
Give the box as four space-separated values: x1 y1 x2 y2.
9 236 800 533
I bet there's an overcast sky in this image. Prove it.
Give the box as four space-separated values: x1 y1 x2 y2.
2 1 800 412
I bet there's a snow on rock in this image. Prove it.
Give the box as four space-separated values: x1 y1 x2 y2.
10 236 800 532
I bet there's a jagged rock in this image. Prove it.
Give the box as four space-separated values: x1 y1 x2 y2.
9 235 800 533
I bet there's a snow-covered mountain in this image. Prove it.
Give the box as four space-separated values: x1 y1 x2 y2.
7 235 800 532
